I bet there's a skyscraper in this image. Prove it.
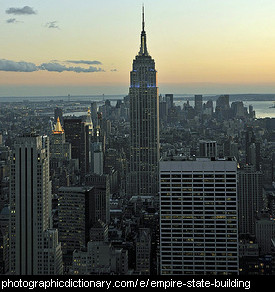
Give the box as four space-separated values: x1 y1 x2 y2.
9 132 63 275
194 95 203 114
129 6 160 197
159 157 239 275
238 165 263 235
63 113 91 178
50 117 71 161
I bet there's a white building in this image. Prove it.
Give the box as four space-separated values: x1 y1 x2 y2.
159 156 239 275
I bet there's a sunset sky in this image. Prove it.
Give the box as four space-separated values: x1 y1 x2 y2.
1 0 275 96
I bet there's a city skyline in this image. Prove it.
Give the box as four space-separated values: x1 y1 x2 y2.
2 0 275 96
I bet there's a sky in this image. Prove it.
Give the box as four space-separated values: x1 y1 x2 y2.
1 0 275 97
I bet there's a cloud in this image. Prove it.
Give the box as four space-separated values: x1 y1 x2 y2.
6 6 36 15
0 59 104 73
66 60 102 65
0 59 38 72
45 21 60 29
39 62 104 73
6 18 18 23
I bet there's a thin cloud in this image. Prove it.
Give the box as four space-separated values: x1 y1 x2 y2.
6 6 36 15
6 18 19 24
0 59 104 73
40 62 104 73
66 60 102 65
45 21 60 29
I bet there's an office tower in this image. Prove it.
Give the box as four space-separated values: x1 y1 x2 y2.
245 127 261 170
129 6 160 197
165 94 174 109
58 186 94 271
90 102 98 125
238 165 263 235
9 132 62 275
159 97 168 121
85 174 110 226
91 112 106 153
231 101 246 118
63 115 91 177
159 157 239 275
91 142 103 175
50 118 73 193
91 118 103 175
215 95 230 120
204 99 214 116
84 108 94 136
199 140 217 158
63 117 82 165
50 117 71 161
216 94 230 110
194 95 203 114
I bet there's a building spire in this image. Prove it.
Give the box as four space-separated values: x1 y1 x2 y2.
142 4 145 32
53 117 64 134
139 4 148 56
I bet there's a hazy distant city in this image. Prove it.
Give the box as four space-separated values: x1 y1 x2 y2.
1 3 275 279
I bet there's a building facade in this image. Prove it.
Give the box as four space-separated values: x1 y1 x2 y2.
9 133 62 275
159 157 239 275
237 165 263 235
128 6 160 197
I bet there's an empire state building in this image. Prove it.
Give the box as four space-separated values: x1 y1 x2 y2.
129 7 160 197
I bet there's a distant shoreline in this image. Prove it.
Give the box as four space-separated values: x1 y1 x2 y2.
0 93 275 102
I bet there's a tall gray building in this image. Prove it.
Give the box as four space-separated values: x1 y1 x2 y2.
129 6 160 197
9 133 63 275
238 165 263 235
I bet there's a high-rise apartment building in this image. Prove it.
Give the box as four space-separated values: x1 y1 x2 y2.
9 132 62 275
159 157 239 275
128 6 160 197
